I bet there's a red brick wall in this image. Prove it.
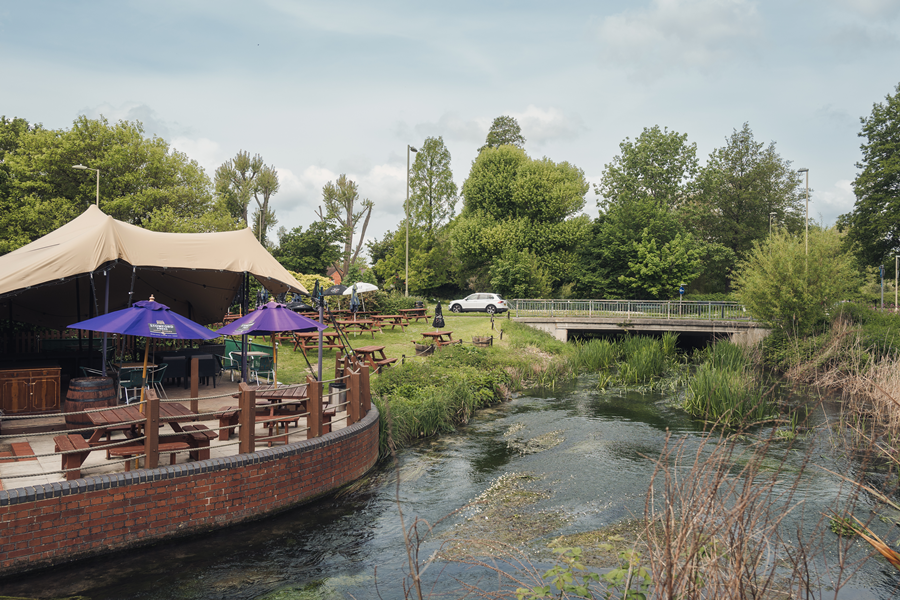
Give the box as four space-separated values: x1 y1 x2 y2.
0 407 379 576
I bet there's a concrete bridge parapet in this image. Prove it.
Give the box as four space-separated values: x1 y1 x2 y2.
514 316 769 345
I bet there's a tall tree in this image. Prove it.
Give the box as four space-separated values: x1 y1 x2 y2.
478 115 526 152
316 175 373 280
689 123 804 259
0 115 232 254
452 145 590 291
839 81 900 266
214 150 280 244
595 125 698 210
409 136 457 231
273 221 341 276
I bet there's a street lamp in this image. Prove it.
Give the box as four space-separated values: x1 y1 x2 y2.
798 168 809 255
769 212 776 235
405 145 418 297
895 254 898 313
73 164 100 206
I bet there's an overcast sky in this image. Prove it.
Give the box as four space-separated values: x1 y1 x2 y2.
2 0 899 254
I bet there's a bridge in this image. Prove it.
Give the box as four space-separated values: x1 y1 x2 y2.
508 299 768 345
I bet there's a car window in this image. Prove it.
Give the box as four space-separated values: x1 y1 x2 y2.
495 294 505 300
466 294 476 301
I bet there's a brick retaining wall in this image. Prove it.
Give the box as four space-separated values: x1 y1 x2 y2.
0 407 380 576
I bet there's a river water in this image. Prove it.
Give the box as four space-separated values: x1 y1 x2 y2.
2 376 899 599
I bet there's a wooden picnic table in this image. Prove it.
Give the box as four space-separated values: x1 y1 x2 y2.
370 314 407 331
354 345 398 373
336 318 382 338
421 331 458 347
399 307 429 322
292 331 345 356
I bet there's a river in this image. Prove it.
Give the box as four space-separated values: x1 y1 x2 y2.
1 375 898 599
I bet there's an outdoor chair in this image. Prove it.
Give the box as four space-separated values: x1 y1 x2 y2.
147 364 168 399
118 368 145 405
80 367 105 378
217 353 240 382
251 355 275 384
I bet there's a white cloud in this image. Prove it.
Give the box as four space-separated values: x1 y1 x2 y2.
412 112 491 144
170 137 226 176
77 101 176 139
594 0 761 77
512 105 586 146
831 0 900 20
815 179 856 226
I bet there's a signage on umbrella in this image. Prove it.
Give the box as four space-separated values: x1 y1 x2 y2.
149 322 177 336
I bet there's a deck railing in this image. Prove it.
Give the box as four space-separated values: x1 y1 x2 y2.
509 299 749 321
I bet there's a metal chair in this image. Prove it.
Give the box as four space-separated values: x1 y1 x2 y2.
119 368 145 405
251 355 275 384
80 367 105 378
147 364 168 399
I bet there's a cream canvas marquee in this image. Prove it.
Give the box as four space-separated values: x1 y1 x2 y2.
0 206 308 328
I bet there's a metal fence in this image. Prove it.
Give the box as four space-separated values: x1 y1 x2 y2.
508 299 749 321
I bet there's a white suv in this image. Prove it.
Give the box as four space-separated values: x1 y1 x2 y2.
448 293 508 314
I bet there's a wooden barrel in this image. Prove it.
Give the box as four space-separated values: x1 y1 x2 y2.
65 377 117 437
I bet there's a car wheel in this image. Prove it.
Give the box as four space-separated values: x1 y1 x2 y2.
486 305 496 315
450 304 462 313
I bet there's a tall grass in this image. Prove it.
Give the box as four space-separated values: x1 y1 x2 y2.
614 334 678 386
570 338 620 372
683 341 776 427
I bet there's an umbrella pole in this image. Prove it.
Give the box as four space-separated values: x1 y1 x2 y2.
138 339 151 413
317 304 323 381
272 333 277 387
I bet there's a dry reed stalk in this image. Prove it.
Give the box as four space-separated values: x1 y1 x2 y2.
641 430 860 599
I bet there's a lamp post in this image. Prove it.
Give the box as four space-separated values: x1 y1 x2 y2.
73 164 100 206
798 168 809 255
769 212 776 236
405 144 418 297
895 254 898 313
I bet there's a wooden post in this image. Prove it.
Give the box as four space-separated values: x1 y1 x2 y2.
360 365 371 413
348 368 361 426
307 375 321 438
146 389 160 469
238 382 255 454
190 356 199 414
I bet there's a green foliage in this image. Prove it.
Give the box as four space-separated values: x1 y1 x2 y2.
615 335 676 385
479 115 526 152
372 351 510 455
0 115 231 254
516 545 651 600
570 338 621 372
683 342 775 427
274 221 341 276
839 81 900 266
409 136 457 231
731 227 862 335
686 122 805 261
489 247 554 298
595 125 698 210
462 146 587 223
214 150 280 244
576 198 703 299
371 225 455 295
365 290 426 315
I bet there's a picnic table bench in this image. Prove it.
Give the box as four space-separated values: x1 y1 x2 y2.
54 434 92 481
292 331 345 357
399 307 429 322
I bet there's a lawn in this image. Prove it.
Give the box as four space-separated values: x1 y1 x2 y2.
246 307 513 384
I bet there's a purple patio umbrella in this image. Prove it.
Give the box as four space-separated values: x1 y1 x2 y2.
69 296 218 406
217 301 326 385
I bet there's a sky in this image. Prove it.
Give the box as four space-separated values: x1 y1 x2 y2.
2 0 899 255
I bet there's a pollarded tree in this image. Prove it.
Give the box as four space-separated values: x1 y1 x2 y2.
317 175 373 281
595 125 699 210
409 136 457 232
214 151 281 244
478 115 526 152
839 81 900 267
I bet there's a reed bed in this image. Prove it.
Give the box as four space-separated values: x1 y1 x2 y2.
683 341 776 428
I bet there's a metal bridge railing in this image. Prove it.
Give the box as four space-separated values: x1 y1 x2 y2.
509 299 749 321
